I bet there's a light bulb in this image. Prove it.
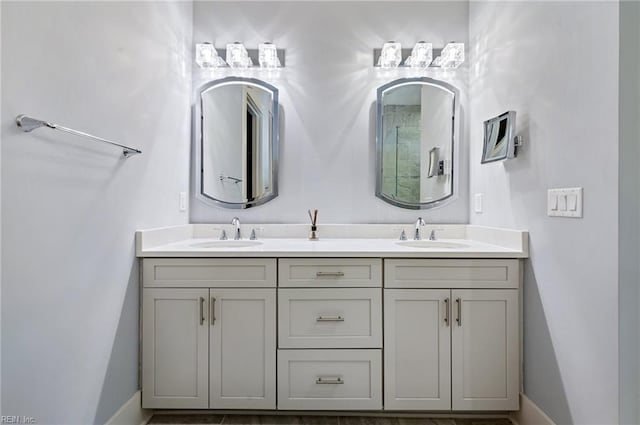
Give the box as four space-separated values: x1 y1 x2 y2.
226 42 252 68
196 42 219 68
259 42 281 68
378 41 402 68
434 42 464 69
404 41 433 68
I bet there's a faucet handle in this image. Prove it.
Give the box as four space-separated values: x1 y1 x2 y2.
414 218 427 240
392 227 406 239
428 227 445 241
399 230 407 240
249 227 265 241
219 229 228 240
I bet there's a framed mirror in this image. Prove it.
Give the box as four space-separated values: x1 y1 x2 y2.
196 77 279 209
376 77 458 209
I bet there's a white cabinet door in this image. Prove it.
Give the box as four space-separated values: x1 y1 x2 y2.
209 288 276 409
451 289 519 411
384 289 451 410
142 288 209 408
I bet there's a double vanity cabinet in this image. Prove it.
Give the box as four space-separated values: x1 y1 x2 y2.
138 227 526 414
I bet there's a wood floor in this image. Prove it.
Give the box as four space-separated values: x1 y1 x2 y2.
148 414 512 425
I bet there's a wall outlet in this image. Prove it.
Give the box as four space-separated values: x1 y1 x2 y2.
474 193 483 213
179 192 187 212
547 187 582 218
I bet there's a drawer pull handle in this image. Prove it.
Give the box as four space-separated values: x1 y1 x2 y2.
444 298 450 326
211 297 216 326
456 298 462 327
316 315 345 322
199 297 205 325
316 377 344 385
316 271 345 278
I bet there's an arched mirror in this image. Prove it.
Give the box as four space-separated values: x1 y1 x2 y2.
196 77 279 209
376 77 458 209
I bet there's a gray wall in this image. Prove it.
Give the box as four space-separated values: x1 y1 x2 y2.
1 2 192 423
191 1 470 224
469 2 619 424
619 1 640 424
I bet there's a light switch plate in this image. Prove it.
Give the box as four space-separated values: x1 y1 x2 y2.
179 192 187 212
474 193 483 213
547 187 583 218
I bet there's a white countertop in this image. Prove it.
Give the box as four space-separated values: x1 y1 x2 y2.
136 224 528 258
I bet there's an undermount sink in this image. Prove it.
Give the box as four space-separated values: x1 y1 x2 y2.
396 240 470 249
190 240 263 248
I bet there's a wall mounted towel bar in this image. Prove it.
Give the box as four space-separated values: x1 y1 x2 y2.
15 114 142 158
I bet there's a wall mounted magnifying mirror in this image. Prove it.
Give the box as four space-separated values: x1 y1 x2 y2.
196 77 279 209
376 77 458 209
481 111 522 163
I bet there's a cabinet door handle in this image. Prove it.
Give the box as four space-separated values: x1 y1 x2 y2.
316 376 344 385
211 297 216 326
456 298 462 326
199 297 205 325
444 298 450 326
316 315 345 322
316 271 345 278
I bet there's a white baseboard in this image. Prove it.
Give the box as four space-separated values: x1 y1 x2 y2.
105 391 152 425
510 393 556 425
107 390 546 425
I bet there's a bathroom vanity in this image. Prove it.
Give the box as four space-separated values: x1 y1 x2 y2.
136 224 527 413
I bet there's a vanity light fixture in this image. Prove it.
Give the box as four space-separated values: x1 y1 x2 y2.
378 41 402 68
432 42 465 69
404 41 433 68
226 42 253 68
374 41 464 69
258 42 281 68
195 42 227 68
195 41 285 69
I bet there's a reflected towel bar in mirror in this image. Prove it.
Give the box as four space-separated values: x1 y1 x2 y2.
15 114 142 158
219 174 243 184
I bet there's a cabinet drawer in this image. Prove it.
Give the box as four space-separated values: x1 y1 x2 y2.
143 258 277 288
277 349 382 410
278 258 382 287
278 288 382 348
384 259 520 289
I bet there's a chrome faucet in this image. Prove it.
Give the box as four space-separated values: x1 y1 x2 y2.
231 217 241 240
414 217 426 240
